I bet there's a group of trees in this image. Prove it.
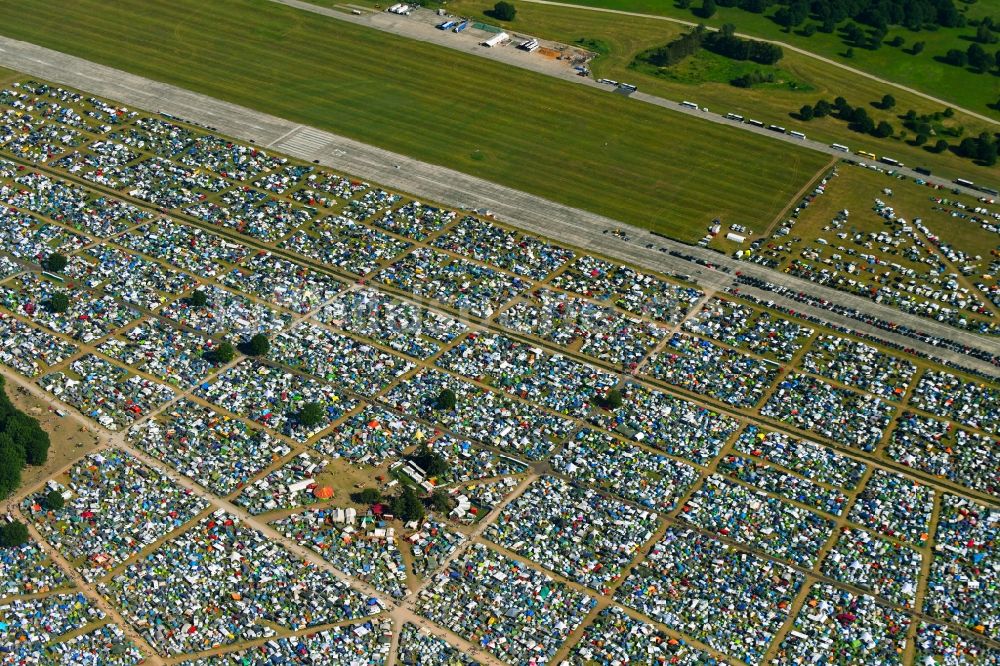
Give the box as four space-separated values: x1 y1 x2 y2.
350 485 429 522
639 25 707 67
704 24 785 63
955 132 999 165
689 0 965 31
943 43 1000 72
638 23 782 69
796 95 894 137
0 377 51 500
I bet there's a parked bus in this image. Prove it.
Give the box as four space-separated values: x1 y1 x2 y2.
453 20 468 32
618 82 637 92
954 178 975 188
788 130 806 139
746 119 764 127
914 166 932 176
830 143 849 152
767 124 786 133
979 186 999 196
725 113 744 121
856 150 877 160
680 100 698 109
880 156 902 167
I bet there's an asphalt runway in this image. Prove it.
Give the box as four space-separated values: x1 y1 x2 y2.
0 35 997 377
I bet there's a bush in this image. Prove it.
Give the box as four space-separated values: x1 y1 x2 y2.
45 490 65 511
698 0 717 19
245 333 270 357
933 139 950 153
880 94 895 109
297 402 326 428
914 133 929 145
42 253 67 273
490 1 516 21
435 388 457 411
47 292 69 314
0 520 29 547
799 104 814 120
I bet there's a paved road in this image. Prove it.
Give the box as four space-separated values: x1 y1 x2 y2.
0 36 997 376
520 0 1000 127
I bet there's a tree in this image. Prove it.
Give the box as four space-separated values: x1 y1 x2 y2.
844 22 864 44
391 486 425 522
887 35 904 47
188 290 208 307
411 443 449 477
801 23 817 36
873 121 894 138
430 490 452 514
814 99 832 117
0 520 29 547
933 139 950 153
976 23 998 44
297 402 325 428
491 1 516 21
42 253 67 273
435 388 457 411
914 133 929 146
799 104 814 120
213 341 236 364
996 50 1000 70
945 49 968 66
845 47 855 58
47 292 69 314
880 94 896 109
967 43 991 70
351 487 382 505
246 333 269 357
603 388 624 410
943 107 955 118
699 0 717 18
45 490 65 511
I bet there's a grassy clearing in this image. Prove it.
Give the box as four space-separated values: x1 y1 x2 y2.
530 0 1000 117
0 0 828 241
632 46 813 91
435 0 999 183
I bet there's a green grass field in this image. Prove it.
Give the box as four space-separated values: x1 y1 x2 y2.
431 0 998 183
535 0 1000 117
0 0 829 241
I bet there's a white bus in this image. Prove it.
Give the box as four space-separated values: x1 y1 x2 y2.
954 178 975 188
725 113 744 121
789 130 806 139
830 143 849 152
680 100 698 109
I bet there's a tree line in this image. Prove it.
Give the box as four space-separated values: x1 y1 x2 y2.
637 24 783 68
0 376 51 500
698 0 966 31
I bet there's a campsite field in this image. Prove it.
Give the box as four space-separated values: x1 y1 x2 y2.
744 163 1000 330
523 0 1000 117
431 0 998 182
0 0 829 241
